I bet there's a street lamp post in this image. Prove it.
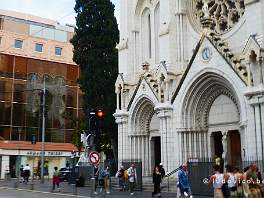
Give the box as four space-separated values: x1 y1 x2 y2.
41 77 46 183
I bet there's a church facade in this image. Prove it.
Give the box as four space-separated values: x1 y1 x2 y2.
114 0 264 176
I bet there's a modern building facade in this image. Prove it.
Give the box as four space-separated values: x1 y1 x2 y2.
0 10 82 178
115 0 264 177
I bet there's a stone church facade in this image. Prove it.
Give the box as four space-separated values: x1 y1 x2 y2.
114 0 264 176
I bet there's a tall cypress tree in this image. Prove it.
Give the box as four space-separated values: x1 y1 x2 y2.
71 0 119 158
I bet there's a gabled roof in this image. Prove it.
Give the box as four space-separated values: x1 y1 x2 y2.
171 33 247 103
127 75 159 111
243 35 263 57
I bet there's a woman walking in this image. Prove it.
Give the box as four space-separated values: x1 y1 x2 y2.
152 165 162 198
208 164 228 198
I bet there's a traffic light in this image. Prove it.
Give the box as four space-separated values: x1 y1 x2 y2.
31 134 36 145
88 110 104 133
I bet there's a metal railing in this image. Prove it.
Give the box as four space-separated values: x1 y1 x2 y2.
164 167 181 192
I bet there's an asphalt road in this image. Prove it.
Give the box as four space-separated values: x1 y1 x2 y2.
0 187 213 198
0 188 74 198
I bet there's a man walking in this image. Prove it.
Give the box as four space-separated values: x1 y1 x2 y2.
23 164 30 184
178 164 191 198
159 163 165 178
127 164 137 196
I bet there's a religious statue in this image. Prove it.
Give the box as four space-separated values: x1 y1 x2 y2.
221 132 228 163
80 133 89 148
76 132 95 166
202 0 210 18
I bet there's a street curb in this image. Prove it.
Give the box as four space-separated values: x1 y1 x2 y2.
0 186 91 198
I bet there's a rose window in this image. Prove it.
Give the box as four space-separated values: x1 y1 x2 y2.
192 0 245 34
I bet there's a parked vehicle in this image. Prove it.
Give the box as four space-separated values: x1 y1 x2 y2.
58 168 72 181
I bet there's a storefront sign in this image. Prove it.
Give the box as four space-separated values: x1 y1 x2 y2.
26 151 64 156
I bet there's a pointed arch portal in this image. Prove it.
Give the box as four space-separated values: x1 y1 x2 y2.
180 72 242 165
131 97 160 176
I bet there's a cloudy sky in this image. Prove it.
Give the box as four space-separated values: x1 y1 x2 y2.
0 0 120 25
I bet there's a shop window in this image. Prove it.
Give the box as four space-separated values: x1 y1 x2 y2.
55 47 62 56
0 102 11 125
15 39 23 49
35 43 43 52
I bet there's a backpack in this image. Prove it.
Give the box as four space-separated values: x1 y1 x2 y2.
124 170 128 180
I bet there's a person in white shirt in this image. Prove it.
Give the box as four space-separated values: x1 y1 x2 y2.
23 164 30 184
127 164 137 196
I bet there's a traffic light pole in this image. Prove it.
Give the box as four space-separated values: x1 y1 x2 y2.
41 77 46 183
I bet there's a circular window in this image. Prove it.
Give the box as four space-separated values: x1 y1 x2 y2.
190 0 245 35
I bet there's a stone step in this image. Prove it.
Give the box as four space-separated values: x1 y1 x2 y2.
110 177 178 192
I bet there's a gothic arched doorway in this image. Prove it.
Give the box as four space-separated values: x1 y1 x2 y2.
131 97 160 176
180 72 241 164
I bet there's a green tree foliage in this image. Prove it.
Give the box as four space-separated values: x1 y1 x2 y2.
62 111 86 152
71 0 119 157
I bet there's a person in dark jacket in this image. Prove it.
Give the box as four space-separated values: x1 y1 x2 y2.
152 166 162 198
20 165 24 183
159 163 165 178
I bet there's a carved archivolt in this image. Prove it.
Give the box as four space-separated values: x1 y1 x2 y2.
190 0 245 34
131 97 155 136
182 72 240 130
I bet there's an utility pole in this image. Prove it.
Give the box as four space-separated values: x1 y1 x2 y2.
41 77 46 183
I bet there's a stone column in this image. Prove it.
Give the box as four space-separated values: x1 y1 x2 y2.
1 156 10 179
113 110 129 167
246 61 252 86
247 95 264 160
254 104 263 160
221 131 228 166
259 56 263 84
165 80 169 102
147 136 150 176
155 103 173 172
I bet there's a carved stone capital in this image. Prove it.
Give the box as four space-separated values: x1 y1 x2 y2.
113 110 129 124
154 103 173 118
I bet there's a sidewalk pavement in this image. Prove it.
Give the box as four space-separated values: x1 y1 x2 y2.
0 179 212 198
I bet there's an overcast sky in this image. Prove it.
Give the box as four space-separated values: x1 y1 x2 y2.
0 0 120 25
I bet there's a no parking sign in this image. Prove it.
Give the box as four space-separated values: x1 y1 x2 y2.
89 151 100 165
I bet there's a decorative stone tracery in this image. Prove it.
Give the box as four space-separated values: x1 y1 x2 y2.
191 0 245 34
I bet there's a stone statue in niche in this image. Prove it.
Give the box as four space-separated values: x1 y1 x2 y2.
202 0 210 18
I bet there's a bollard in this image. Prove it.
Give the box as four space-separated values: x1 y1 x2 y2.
90 177 95 197
30 182 34 190
71 184 77 195
12 178 18 188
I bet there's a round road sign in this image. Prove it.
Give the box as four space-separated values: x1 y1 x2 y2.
89 151 100 165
